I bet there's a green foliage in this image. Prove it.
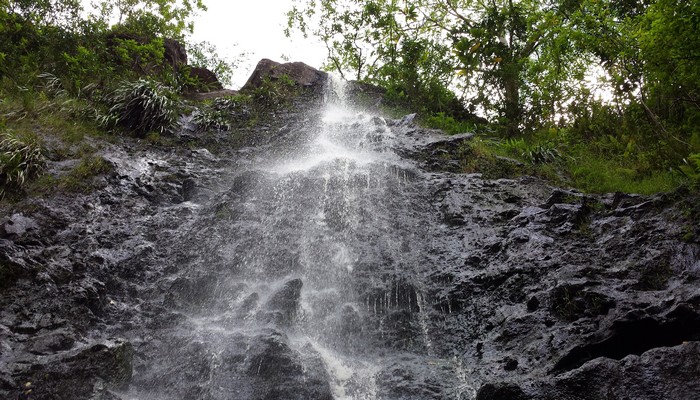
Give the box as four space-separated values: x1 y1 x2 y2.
288 0 588 133
29 154 113 194
551 286 614 321
191 96 252 132
0 0 208 97
636 260 672 291
246 75 300 112
677 154 700 185
566 155 679 195
186 40 242 88
522 142 561 165
101 78 179 136
0 129 46 197
422 112 476 135
60 154 112 192
455 137 530 179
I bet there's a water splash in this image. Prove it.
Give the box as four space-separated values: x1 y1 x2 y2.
126 73 452 400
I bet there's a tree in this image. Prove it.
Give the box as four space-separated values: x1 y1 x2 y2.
91 0 207 38
287 0 588 134
0 0 207 91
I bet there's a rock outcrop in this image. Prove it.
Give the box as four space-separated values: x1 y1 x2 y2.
241 58 328 93
0 60 698 400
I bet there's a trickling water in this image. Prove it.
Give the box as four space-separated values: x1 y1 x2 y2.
126 75 471 400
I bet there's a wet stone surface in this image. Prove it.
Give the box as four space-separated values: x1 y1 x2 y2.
1 77 699 400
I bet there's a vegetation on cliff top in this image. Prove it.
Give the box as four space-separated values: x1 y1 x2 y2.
288 0 700 193
0 0 239 199
1 0 699 199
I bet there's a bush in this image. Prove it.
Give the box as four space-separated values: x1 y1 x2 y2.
247 75 299 112
0 130 46 197
191 96 251 131
101 79 179 136
522 142 561 164
678 153 700 186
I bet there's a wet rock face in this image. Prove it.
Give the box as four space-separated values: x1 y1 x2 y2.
264 278 303 325
14 340 132 400
1 63 699 399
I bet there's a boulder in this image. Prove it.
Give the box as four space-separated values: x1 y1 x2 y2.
186 66 223 92
245 332 334 400
241 59 327 92
1 214 39 238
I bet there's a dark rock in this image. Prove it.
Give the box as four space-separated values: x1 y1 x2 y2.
264 279 303 325
552 304 700 374
16 340 132 400
186 66 223 92
181 178 197 202
377 358 461 400
503 357 519 371
25 329 76 355
476 382 529 400
541 342 700 400
163 38 188 69
549 284 616 322
344 80 386 107
241 58 327 93
168 274 220 310
246 332 333 400
527 295 540 312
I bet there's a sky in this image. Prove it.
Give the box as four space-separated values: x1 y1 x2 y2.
189 0 327 88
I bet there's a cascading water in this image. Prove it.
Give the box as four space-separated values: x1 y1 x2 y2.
125 76 473 400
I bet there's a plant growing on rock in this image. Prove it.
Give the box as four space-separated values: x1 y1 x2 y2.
248 75 300 112
0 130 46 198
191 96 251 132
101 79 179 137
522 142 561 164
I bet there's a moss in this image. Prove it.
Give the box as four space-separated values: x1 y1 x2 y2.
28 155 113 195
422 112 476 135
457 138 528 179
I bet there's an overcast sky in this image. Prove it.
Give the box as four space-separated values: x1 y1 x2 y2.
190 0 326 88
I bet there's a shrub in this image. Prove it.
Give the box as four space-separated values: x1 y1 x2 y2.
522 142 561 164
678 153 700 180
0 130 46 197
191 108 232 131
101 79 179 136
248 75 299 112
191 96 251 131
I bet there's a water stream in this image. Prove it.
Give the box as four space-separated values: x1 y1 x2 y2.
126 76 471 399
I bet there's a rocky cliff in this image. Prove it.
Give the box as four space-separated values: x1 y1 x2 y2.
0 61 698 400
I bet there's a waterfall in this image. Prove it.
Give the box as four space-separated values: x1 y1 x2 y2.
124 74 470 400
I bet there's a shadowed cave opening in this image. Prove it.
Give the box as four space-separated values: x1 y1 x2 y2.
551 306 700 374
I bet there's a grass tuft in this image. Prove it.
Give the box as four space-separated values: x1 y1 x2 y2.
0 130 46 198
100 79 179 137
